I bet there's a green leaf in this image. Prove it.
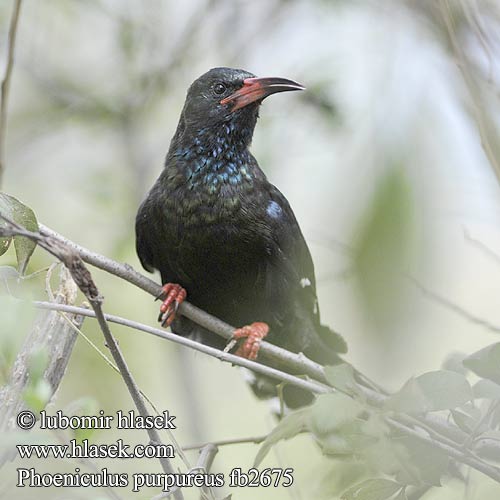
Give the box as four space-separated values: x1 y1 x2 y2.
441 351 468 374
393 436 448 486
66 398 100 443
320 419 378 456
254 408 309 466
0 235 11 256
450 409 480 434
28 348 49 382
309 393 364 436
362 437 409 480
341 478 402 500
385 370 472 413
324 363 358 395
362 414 391 440
22 348 51 412
309 393 369 456
0 193 38 274
319 462 369 498
464 343 500 385
319 433 356 456
23 379 52 413
473 379 500 399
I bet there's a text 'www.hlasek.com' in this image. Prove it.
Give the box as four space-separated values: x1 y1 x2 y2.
14 409 294 492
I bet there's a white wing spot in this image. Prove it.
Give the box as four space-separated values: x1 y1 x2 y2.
266 200 282 219
300 277 312 288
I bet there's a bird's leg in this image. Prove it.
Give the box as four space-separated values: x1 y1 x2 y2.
229 322 269 360
157 283 187 327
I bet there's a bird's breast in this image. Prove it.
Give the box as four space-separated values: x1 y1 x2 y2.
167 152 263 226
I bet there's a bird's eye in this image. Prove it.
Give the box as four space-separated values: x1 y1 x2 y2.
213 83 226 95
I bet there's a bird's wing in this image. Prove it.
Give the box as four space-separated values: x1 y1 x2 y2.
135 198 156 273
263 186 318 307
262 185 347 357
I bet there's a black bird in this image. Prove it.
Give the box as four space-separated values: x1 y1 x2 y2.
135 67 346 407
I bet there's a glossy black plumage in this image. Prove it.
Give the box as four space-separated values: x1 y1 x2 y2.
135 67 346 407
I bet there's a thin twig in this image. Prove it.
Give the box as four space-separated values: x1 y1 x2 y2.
439 0 500 184
32 304 500 481
49 302 191 470
4 221 500 483
91 300 183 500
464 229 500 266
155 443 220 500
0 217 184 500
197 444 219 500
411 276 500 334
33 301 331 396
387 417 500 483
52 428 124 500
0 265 83 466
183 435 266 452
34 224 500 466
0 0 23 186
37 224 370 391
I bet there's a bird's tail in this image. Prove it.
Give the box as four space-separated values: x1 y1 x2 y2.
303 324 347 367
245 324 348 411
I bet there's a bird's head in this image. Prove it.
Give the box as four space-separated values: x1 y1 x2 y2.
178 67 304 143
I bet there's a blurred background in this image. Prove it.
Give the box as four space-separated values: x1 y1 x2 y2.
1 0 500 498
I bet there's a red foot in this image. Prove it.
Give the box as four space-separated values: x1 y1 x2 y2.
157 283 187 327
232 322 269 360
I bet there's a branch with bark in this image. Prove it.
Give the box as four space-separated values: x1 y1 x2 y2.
0 266 84 465
2 217 500 490
0 215 184 500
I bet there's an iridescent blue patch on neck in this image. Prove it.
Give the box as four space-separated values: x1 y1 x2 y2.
266 200 282 218
178 125 255 190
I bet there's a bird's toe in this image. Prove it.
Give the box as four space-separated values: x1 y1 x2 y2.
231 322 269 360
157 283 187 327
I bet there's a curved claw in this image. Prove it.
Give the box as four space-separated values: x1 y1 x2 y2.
230 322 269 360
157 283 187 327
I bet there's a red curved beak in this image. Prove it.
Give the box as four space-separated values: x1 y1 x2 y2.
220 76 305 112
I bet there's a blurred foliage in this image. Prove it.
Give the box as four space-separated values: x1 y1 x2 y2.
352 167 415 329
256 361 500 498
386 370 472 413
22 347 51 413
65 397 100 444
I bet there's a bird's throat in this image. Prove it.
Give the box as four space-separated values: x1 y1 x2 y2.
175 123 258 192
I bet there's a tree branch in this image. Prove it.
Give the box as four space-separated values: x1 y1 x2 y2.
3 220 500 484
387 417 500 483
36 303 500 484
0 218 184 500
37 224 356 389
438 0 500 184
91 298 184 500
155 444 220 500
33 224 500 464
33 301 331 397
182 435 266 452
0 266 83 466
